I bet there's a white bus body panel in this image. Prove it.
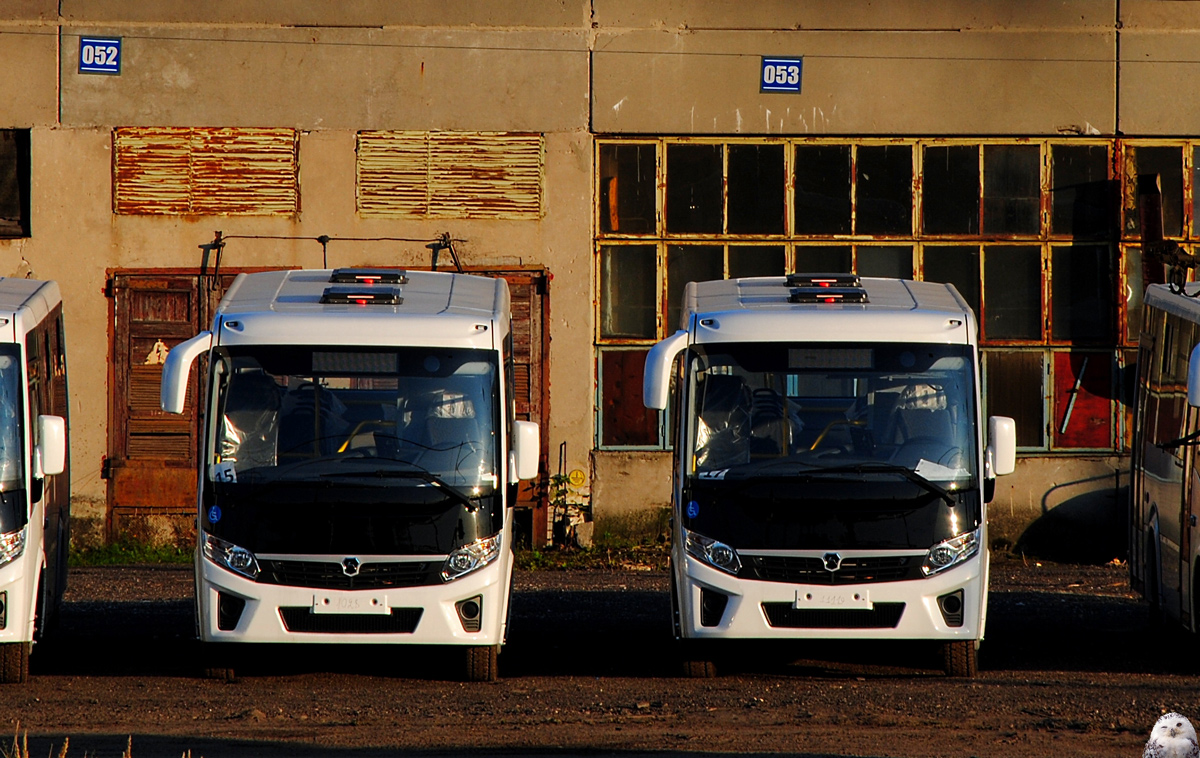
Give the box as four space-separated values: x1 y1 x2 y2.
170 269 525 649
662 277 990 644
0 279 66 650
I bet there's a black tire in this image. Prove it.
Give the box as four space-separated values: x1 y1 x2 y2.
1147 535 1164 627
0 641 30 684
201 644 237 682
681 657 717 678
942 640 977 678
463 645 499 682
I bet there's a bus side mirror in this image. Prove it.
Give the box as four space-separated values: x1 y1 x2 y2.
509 420 540 484
987 416 1016 477
160 331 213 414
643 330 689 410
35 414 66 478
1188 343 1200 407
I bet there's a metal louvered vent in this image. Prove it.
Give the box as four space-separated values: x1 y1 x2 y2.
357 131 544 219
319 285 402 305
113 127 298 216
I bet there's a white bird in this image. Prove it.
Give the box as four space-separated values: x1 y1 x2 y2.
1145 712 1200 758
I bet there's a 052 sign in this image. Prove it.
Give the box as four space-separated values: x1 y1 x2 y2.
79 37 122 75
760 57 802 93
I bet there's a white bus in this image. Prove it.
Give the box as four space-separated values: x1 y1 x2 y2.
160 268 539 681
0 278 69 684
644 275 1015 677
1129 281 1200 630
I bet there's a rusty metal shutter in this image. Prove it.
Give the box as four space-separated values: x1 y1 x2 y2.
357 131 543 219
113 127 298 216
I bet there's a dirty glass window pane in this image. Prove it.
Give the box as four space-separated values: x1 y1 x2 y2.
985 350 1045 448
923 245 980 318
666 144 723 234
794 144 851 234
728 245 785 279
983 145 1040 235
922 145 979 235
795 245 852 274
1123 246 1144 344
667 245 723 333
1124 145 1183 238
1051 244 1113 342
728 144 784 234
983 245 1042 340
0 130 30 238
856 246 913 279
600 349 659 446
1051 145 1110 236
856 145 912 235
598 143 656 235
599 244 657 339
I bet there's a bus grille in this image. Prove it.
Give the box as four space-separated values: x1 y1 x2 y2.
761 601 906 629
744 555 919 584
258 559 440 589
278 607 423 634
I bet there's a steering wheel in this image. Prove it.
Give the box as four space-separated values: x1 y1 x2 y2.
809 419 866 451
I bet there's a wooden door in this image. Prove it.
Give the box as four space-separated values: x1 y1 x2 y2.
105 272 228 539
489 269 550 543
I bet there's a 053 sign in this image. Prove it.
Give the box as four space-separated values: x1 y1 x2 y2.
79 37 122 75
760 57 802 93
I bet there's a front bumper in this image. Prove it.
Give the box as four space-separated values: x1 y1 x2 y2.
196 553 511 646
674 550 984 641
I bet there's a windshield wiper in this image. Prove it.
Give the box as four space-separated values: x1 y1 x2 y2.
798 462 958 505
321 467 483 511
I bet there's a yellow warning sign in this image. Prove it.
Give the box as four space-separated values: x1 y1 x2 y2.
567 469 587 487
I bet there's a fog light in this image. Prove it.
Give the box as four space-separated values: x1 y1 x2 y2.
456 595 483 633
700 588 728 627
217 592 246 631
937 589 964 627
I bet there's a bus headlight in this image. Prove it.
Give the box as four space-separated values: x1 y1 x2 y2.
0 528 24 567
202 532 260 580
442 535 501 582
684 528 742 575
922 528 980 576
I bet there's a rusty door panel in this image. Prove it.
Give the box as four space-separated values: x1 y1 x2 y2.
108 273 236 539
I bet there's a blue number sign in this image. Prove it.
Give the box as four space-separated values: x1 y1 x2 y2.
79 37 122 75
760 56 802 93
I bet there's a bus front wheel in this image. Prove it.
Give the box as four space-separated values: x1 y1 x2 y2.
462 645 499 682
942 640 977 678
0 641 30 684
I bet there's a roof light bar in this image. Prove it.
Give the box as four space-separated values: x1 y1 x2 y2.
788 288 870 304
786 273 862 288
319 285 403 305
329 268 407 285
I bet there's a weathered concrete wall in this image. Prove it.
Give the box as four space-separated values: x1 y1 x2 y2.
592 0 1116 135
989 456 1127 563
1119 0 1200 135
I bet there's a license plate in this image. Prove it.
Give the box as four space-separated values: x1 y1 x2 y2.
312 594 391 615
794 588 873 610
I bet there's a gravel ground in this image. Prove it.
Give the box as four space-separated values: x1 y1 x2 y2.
0 556 1189 758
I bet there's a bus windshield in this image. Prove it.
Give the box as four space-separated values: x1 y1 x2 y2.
210 345 499 495
0 347 23 491
687 342 978 486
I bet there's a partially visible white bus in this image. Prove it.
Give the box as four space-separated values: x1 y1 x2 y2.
1130 281 1200 629
0 278 69 684
644 275 1015 677
161 268 539 681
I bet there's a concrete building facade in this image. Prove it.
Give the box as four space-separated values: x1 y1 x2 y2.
0 1 1187 558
